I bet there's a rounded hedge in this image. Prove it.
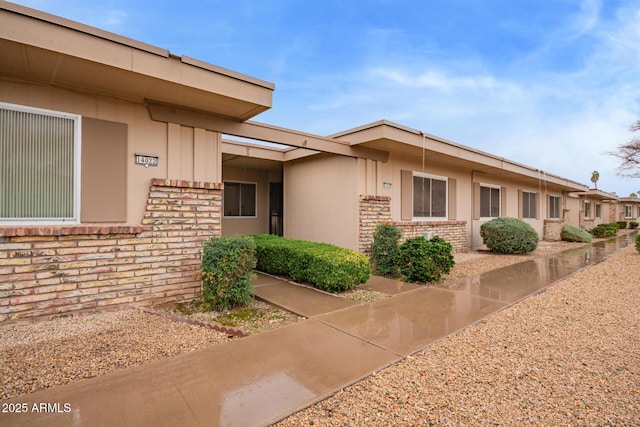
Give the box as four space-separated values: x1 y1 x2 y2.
394 236 455 283
589 223 617 238
480 217 539 254
560 224 592 243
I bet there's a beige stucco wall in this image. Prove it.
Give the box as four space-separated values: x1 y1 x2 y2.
283 154 359 250
354 147 581 249
1 80 222 224
361 151 470 220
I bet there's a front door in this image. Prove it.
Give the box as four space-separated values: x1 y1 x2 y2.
269 182 283 236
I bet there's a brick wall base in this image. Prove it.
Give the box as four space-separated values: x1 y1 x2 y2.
0 179 222 324
358 195 467 253
543 219 566 241
392 220 467 253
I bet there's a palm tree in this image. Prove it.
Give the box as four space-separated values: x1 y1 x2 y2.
590 170 600 189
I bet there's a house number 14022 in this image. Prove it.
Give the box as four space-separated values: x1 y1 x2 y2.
135 154 158 167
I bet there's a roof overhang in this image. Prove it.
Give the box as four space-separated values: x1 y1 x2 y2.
576 189 620 202
149 102 389 162
0 2 273 121
333 120 589 192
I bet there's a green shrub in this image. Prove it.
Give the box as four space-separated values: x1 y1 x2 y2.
616 221 628 229
252 234 370 292
200 235 257 311
370 223 401 277
589 223 617 238
394 236 455 283
630 221 639 229
635 234 640 252
560 224 592 243
479 217 539 254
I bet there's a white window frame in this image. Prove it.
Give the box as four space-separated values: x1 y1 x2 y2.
223 181 258 219
549 194 561 219
595 203 601 219
0 102 81 225
412 171 448 220
624 204 633 219
480 183 501 219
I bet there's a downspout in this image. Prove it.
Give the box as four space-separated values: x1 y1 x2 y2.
421 131 426 173
471 169 475 248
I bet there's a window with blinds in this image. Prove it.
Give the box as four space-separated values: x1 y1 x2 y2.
0 103 80 222
480 186 500 218
522 191 537 219
413 173 447 219
549 195 560 219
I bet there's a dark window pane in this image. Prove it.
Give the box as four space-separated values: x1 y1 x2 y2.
490 188 500 217
481 187 499 218
431 179 447 217
224 183 240 216
523 192 536 219
549 196 560 219
240 183 256 216
413 176 430 217
480 187 490 218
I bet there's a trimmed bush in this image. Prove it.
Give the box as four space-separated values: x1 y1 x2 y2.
479 217 539 254
200 235 257 311
589 223 617 238
630 221 639 229
252 234 370 292
394 236 455 283
635 234 640 252
616 221 628 229
560 224 592 243
370 223 401 277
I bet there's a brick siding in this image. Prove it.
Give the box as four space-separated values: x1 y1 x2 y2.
358 195 467 253
543 219 566 241
393 220 467 253
0 179 222 324
358 195 392 253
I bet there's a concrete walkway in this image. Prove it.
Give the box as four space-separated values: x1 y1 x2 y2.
1 233 636 427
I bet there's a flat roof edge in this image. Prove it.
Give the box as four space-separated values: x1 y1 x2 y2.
1 1 169 57
1 1 275 91
332 119 589 191
181 56 275 91
329 119 422 138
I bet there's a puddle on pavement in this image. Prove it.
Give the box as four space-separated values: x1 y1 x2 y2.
437 232 638 303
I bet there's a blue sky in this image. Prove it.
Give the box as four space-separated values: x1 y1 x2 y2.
13 0 640 196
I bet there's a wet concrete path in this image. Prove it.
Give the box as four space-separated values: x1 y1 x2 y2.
1 233 636 427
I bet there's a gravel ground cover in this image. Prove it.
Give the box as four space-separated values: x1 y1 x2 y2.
2 237 637 425
0 309 231 400
277 245 640 426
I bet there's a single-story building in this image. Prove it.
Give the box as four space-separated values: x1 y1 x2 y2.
617 196 640 223
0 2 620 323
577 189 620 228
